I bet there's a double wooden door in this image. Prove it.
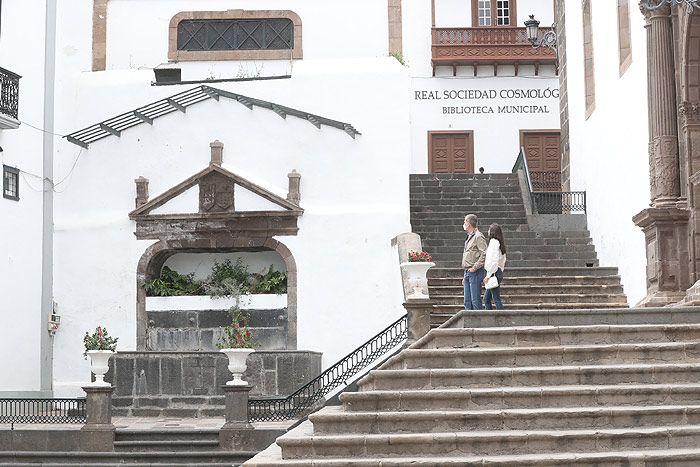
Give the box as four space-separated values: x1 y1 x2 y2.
428 131 474 174
521 130 562 192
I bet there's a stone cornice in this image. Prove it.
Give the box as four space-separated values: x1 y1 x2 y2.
633 206 690 229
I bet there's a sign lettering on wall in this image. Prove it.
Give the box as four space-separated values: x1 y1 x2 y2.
413 87 560 115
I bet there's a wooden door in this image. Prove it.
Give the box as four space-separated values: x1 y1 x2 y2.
521 130 561 192
428 131 474 174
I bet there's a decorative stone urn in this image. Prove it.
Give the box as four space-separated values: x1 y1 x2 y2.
220 348 255 386
86 350 114 387
400 261 436 300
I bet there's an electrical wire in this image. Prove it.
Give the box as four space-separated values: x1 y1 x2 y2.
9 147 84 193
19 120 66 138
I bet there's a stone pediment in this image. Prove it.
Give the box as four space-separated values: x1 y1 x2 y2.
128 140 302 239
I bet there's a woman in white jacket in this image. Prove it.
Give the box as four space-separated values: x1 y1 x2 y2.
482 223 507 310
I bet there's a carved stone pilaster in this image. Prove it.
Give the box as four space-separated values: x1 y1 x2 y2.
650 135 681 203
679 102 700 128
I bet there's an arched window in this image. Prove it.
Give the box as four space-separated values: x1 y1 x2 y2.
472 0 516 27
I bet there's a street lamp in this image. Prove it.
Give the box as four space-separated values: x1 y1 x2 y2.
524 15 557 51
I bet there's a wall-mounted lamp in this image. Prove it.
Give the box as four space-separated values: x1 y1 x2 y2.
524 15 559 73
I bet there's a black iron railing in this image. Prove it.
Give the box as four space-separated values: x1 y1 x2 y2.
0 67 20 120
530 171 562 191
512 148 586 214
248 314 407 422
531 191 586 214
0 398 86 424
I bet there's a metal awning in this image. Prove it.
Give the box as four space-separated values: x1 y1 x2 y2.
64 85 361 148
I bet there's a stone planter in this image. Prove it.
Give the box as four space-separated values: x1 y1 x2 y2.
400 261 435 300
86 350 114 387
220 348 255 386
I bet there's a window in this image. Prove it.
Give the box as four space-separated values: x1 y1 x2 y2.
582 0 595 118
168 10 303 62
617 0 632 76
473 0 516 27
3 165 18 201
177 19 294 52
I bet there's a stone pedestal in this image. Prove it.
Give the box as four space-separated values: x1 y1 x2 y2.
80 386 115 452
219 384 254 450
633 206 690 307
403 299 433 347
393 232 427 301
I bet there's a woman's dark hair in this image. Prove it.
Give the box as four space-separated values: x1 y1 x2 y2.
488 223 506 255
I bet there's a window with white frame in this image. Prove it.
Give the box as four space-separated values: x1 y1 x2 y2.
3 165 18 201
474 0 515 27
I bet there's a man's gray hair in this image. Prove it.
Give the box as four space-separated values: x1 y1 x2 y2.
465 214 478 228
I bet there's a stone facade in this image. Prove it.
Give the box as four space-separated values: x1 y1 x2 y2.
632 3 700 306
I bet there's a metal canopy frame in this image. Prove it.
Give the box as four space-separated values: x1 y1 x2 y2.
64 85 361 148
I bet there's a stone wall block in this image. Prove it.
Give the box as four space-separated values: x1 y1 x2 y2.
160 356 183 395
114 357 134 397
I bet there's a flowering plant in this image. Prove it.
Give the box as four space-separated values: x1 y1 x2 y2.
218 308 255 349
83 326 118 358
407 250 433 262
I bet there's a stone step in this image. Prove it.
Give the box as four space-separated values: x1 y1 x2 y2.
446 308 700 328
115 429 221 442
385 342 700 370
417 229 590 238
429 259 600 268
112 406 225 418
358 363 700 391
428 275 622 286
411 218 529 226
0 451 252 465
410 207 526 214
428 267 618 278
233 447 700 467
409 186 522 194
409 192 524 200
410 173 518 180
277 424 700 459
308 404 700 435
424 243 596 253
429 285 624 296
424 235 591 245
431 293 626 306
339 383 700 412
421 324 700 349
427 250 599 261
113 439 220 452
430 303 632 324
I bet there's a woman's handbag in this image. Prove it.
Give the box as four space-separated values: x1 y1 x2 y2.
485 275 499 290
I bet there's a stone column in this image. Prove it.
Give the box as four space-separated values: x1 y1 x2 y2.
403 299 433 347
642 2 680 206
81 386 115 452
634 2 690 306
219 385 254 450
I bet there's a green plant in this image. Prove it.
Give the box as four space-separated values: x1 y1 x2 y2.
249 265 288 294
205 259 250 295
144 267 204 297
390 50 405 66
218 307 255 349
83 326 118 357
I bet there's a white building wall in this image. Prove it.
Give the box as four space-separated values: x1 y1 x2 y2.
564 0 648 304
0 1 49 394
51 59 411 396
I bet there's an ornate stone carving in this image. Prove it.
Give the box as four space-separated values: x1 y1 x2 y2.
639 0 672 20
679 102 700 127
651 135 681 201
199 172 235 213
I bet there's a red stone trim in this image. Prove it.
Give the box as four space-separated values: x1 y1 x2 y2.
168 10 303 62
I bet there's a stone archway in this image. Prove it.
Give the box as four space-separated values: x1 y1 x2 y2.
136 236 298 350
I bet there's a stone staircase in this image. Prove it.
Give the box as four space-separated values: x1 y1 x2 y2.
409 173 628 323
244 307 700 465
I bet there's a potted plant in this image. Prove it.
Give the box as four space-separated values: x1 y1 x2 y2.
218 308 256 386
400 250 436 299
83 326 118 386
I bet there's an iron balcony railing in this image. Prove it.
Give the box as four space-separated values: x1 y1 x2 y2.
248 314 407 422
0 67 20 120
530 171 562 192
531 191 587 214
512 148 586 214
0 398 86 424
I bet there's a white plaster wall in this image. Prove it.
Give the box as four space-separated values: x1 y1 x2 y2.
433 0 553 28
564 0 648 304
410 76 560 173
164 251 287 281
51 58 410 395
0 0 48 393
106 0 390 71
